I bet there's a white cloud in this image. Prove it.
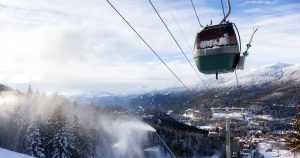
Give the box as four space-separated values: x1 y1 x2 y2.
239 0 280 7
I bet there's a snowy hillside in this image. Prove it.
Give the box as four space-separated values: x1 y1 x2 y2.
0 148 33 158
216 63 300 89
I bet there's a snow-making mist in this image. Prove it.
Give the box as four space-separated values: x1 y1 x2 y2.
0 90 171 158
101 118 161 158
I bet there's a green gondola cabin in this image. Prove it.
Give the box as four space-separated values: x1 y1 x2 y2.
193 22 240 79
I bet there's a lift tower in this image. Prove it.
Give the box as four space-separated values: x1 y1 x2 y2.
211 107 244 158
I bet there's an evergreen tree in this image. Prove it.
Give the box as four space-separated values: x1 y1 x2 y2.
70 114 91 158
47 106 73 158
0 116 9 148
42 116 55 157
289 102 300 151
25 122 45 158
27 84 33 94
7 106 28 152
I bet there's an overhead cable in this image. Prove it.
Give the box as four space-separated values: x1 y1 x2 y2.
105 0 192 93
190 0 203 28
166 5 194 52
149 0 209 91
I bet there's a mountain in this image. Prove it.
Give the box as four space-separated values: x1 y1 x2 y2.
217 63 299 89
75 63 299 109
131 63 300 109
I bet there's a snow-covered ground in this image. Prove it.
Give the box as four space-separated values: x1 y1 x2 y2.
258 143 300 158
255 114 274 121
0 148 33 158
262 150 299 158
197 125 214 130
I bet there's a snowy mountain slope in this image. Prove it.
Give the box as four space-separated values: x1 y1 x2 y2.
0 148 33 158
217 63 300 89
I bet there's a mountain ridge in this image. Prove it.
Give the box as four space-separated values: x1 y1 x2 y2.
76 63 299 109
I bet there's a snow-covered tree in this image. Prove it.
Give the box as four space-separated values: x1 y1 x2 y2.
25 122 45 158
289 102 300 151
70 114 91 158
6 105 28 152
47 106 73 158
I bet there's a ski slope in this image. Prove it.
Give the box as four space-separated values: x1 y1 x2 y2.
0 148 33 158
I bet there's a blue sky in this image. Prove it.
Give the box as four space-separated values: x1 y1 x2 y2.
0 0 299 95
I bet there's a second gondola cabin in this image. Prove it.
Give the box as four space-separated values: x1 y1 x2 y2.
193 22 240 79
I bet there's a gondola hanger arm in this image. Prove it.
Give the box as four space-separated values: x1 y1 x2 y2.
219 0 231 24
243 28 258 57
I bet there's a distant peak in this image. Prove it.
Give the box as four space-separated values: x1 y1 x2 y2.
269 63 292 69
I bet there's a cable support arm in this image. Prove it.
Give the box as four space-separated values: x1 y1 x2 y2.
243 28 258 57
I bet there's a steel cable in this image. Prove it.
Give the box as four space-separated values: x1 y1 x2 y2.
149 0 209 91
105 0 192 93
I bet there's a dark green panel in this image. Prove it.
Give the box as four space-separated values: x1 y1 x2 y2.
194 53 240 74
